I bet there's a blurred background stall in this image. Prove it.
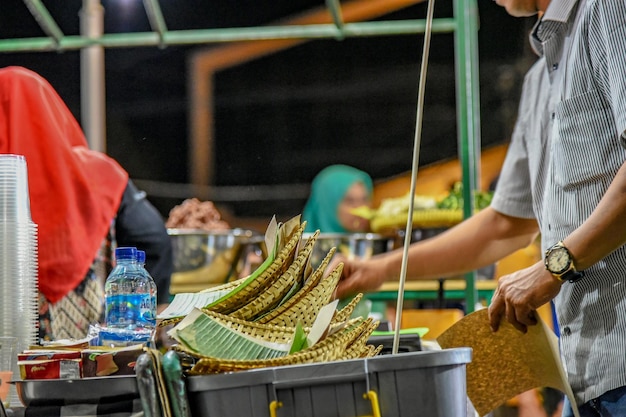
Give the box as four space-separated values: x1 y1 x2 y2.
0 0 538 228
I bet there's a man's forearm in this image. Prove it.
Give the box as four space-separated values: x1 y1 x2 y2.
381 207 539 280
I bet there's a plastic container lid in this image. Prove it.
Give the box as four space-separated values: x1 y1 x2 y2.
115 246 137 260
136 250 146 264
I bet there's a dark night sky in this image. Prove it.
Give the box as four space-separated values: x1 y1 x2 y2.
0 1 537 220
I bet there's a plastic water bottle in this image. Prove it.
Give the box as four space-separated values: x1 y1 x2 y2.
136 249 158 317
102 247 156 346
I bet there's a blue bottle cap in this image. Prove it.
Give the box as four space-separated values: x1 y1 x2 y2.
115 247 137 260
137 250 146 264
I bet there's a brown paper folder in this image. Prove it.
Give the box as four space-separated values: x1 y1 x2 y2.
437 308 579 417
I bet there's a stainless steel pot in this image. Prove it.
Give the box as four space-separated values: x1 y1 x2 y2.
302 232 395 270
167 228 264 293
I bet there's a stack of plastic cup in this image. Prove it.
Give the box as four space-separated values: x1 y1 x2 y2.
0 154 38 406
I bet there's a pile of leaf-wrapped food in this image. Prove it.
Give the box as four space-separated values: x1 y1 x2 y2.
157 215 380 374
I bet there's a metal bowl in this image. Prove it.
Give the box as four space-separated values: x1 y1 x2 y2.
167 228 264 293
303 232 395 270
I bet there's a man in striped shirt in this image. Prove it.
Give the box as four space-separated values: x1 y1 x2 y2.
489 1 626 415
334 0 626 415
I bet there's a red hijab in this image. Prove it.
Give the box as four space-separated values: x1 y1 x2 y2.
0 66 128 303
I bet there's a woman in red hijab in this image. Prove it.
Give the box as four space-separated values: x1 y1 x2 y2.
0 66 172 342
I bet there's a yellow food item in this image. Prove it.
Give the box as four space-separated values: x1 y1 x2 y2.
370 208 463 232
376 193 438 218
351 193 462 232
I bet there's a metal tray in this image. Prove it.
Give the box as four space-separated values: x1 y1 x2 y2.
11 375 139 406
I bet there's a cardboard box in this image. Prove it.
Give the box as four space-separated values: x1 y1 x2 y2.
19 359 82 380
18 350 83 380
18 350 82 362
81 345 144 377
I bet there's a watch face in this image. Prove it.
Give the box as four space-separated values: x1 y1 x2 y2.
547 247 570 274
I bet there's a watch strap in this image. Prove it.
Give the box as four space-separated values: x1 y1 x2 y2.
556 268 585 283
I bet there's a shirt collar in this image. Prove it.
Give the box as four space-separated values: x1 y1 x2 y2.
529 0 580 56
542 0 579 23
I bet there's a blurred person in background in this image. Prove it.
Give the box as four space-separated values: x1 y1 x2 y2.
0 66 173 343
302 164 375 322
302 164 373 234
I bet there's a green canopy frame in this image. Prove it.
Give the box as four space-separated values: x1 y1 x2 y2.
1 0 481 311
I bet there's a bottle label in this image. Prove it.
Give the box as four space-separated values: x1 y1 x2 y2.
106 293 155 329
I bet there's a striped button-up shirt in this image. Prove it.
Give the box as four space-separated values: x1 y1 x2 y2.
492 0 626 405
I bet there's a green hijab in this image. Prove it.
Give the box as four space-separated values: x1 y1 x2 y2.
302 165 373 233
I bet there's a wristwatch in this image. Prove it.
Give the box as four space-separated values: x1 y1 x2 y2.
544 241 585 283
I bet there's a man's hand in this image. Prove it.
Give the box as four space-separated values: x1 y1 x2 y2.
488 260 563 333
333 254 389 299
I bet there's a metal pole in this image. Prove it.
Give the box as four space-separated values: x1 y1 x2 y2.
142 0 168 47
0 19 458 53
21 0 64 47
453 0 481 313
79 0 106 152
325 0 346 39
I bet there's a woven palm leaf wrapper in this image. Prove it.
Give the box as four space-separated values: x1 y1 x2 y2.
168 300 378 372
261 263 342 328
170 308 299 362
157 216 291 326
255 245 336 325
195 294 364 344
229 230 319 321
167 272 370 359
205 222 305 315
332 292 364 324
163 217 382 376
201 310 299 344
184 317 379 374
170 295 365 358
343 319 382 360
169 288 367 360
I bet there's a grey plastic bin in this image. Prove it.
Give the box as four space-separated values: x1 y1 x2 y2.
186 347 472 417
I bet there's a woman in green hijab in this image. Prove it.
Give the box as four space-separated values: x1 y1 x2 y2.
303 164 373 233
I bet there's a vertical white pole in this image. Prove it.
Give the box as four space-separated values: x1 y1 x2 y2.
79 0 106 152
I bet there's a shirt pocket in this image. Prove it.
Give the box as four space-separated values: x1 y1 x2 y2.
552 88 620 190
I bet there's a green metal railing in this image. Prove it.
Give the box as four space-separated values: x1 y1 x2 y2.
2 0 481 312
0 19 461 52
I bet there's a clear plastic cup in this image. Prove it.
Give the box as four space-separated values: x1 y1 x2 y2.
0 155 31 223
0 336 17 407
